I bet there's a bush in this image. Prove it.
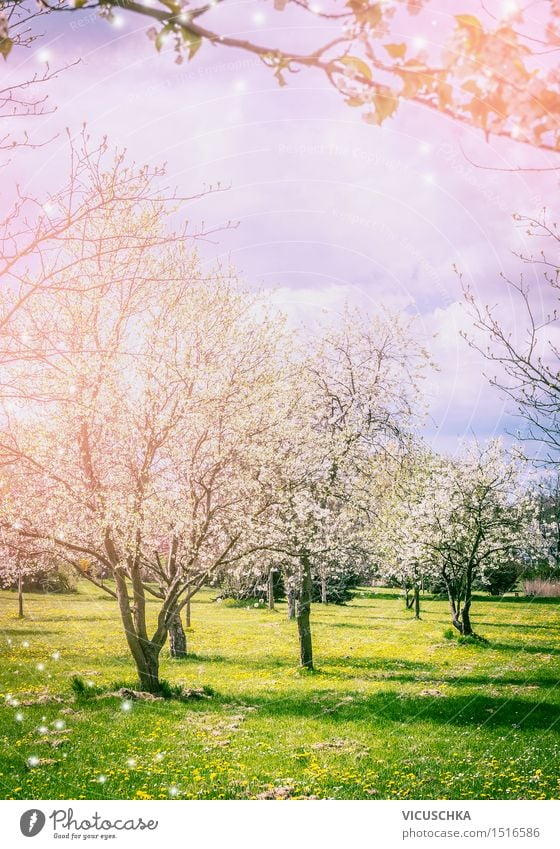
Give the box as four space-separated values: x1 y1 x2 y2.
312 571 362 604
219 568 284 603
477 561 524 596
220 596 267 609
16 566 78 594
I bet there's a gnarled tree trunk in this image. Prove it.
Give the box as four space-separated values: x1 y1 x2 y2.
136 642 162 693
461 594 473 636
110 543 164 694
320 575 328 605
446 584 473 636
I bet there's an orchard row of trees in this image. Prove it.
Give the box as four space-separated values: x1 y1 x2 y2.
0 139 430 691
1 139 559 691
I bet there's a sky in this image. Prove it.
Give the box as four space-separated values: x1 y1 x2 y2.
3 0 559 455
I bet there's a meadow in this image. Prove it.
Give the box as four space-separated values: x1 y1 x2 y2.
1 585 559 801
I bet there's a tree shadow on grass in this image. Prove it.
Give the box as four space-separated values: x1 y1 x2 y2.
480 622 560 632
245 689 560 732
495 596 560 606
42 615 113 623
320 658 560 689
166 651 296 670
314 621 371 630
483 641 560 657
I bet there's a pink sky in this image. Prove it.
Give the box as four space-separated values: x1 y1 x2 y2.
3 0 559 454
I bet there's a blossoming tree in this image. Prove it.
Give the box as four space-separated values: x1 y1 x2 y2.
253 308 431 669
407 441 540 635
0 144 295 691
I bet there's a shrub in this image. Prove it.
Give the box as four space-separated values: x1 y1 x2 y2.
312 570 362 604
14 566 78 594
219 568 284 603
477 561 524 596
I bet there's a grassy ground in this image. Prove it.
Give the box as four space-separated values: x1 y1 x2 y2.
0 584 559 800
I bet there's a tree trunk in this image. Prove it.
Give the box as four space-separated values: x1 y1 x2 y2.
136 644 161 693
17 573 24 618
446 583 463 633
185 596 191 629
287 585 296 620
268 568 275 610
320 575 328 605
414 585 420 620
446 584 473 635
111 561 162 693
296 553 314 670
461 603 473 636
461 569 474 635
405 587 414 609
169 612 187 658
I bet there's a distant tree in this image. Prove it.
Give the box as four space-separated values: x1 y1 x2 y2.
0 527 51 617
419 442 539 635
464 212 560 465
256 309 431 668
531 473 560 579
374 444 436 620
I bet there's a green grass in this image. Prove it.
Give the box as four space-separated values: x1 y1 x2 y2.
1 584 559 800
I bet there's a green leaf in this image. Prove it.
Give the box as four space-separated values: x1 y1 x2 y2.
182 28 202 61
0 37 12 60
